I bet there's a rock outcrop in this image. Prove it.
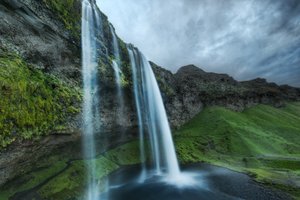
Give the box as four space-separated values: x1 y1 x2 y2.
0 0 81 82
153 64 300 127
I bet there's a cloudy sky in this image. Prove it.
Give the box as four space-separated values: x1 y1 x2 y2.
97 0 300 87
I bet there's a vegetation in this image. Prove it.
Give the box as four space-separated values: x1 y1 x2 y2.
43 0 81 40
0 141 139 199
104 141 142 165
175 102 300 198
156 76 175 97
1 103 299 199
0 161 68 200
38 157 119 199
0 53 81 148
119 39 133 89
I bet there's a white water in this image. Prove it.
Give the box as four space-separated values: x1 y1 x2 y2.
127 46 147 181
127 46 181 179
110 25 125 127
82 0 102 199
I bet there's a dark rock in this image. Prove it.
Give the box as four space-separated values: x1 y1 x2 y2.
0 0 81 84
154 64 300 117
152 63 203 128
0 132 81 186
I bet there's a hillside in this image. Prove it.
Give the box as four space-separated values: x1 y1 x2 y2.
175 102 300 198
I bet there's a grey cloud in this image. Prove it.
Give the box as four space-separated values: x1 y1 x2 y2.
98 0 300 87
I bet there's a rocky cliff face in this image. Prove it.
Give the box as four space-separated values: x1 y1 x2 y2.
0 0 137 136
0 0 130 186
0 0 81 82
0 0 300 187
154 64 300 127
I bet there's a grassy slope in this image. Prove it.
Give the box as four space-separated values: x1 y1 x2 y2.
175 102 300 198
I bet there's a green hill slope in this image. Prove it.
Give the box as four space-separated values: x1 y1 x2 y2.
175 102 300 198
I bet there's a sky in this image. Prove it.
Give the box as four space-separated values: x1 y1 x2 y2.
97 0 300 87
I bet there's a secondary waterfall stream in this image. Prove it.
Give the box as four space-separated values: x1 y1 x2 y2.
110 24 125 129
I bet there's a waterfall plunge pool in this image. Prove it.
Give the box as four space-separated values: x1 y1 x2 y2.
100 163 290 200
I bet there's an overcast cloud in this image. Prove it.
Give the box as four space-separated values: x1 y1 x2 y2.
97 0 300 87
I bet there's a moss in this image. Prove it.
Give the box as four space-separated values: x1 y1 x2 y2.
38 156 119 199
120 73 130 88
43 0 81 40
0 140 143 199
104 141 142 165
0 160 67 200
119 39 132 89
0 54 81 148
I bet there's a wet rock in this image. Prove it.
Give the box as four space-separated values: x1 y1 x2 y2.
0 132 81 187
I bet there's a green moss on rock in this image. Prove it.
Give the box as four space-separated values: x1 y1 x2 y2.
0 54 81 148
43 0 81 40
0 160 67 200
104 141 142 165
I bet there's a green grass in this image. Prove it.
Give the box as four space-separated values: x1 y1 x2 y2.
175 102 300 198
0 53 81 148
176 103 300 155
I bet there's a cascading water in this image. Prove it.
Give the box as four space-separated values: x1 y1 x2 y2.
127 46 147 181
127 45 181 179
83 1 190 198
110 24 125 126
81 0 103 199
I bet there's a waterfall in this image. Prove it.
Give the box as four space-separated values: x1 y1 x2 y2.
81 0 102 199
127 45 181 179
82 0 184 196
110 24 125 127
127 46 147 181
